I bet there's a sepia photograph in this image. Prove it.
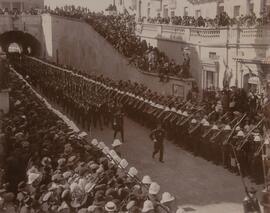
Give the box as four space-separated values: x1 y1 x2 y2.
0 0 270 212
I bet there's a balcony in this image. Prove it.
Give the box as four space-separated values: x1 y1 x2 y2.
136 23 270 46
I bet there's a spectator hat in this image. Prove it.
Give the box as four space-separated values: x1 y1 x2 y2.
191 119 197 124
128 167 138 177
211 125 219 130
237 131 245 137
112 139 122 147
160 192 175 203
176 207 186 213
142 175 152 184
254 135 261 142
126 200 136 210
78 131 87 138
224 125 231 131
105 201 117 211
91 138 98 146
142 200 154 212
149 182 160 195
27 173 41 185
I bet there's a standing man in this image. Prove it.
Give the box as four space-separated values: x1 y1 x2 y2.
150 122 166 163
112 107 125 142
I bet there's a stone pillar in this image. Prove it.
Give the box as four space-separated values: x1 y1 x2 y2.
136 0 142 20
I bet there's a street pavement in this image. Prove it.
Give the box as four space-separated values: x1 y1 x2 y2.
89 117 263 213
40 92 262 213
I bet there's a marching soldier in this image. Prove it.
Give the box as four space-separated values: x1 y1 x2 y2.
150 122 166 163
243 187 261 213
112 108 125 143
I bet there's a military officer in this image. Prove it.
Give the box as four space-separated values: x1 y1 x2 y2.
150 122 166 163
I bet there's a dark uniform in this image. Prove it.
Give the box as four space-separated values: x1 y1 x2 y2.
112 110 125 142
150 125 166 162
243 188 261 213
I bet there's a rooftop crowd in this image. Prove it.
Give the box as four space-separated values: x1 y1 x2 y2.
0 59 184 212
0 8 41 16
144 11 270 27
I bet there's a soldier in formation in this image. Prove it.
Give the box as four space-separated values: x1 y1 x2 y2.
14 56 267 184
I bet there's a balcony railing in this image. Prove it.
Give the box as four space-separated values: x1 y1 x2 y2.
137 23 270 45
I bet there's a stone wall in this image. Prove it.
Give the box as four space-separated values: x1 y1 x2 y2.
42 14 192 98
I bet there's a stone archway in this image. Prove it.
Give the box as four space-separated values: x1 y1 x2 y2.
0 31 41 56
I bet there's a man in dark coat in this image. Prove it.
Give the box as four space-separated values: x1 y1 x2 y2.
112 108 125 142
150 122 166 163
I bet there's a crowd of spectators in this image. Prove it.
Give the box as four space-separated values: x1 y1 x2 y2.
42 6 191 80
144 11 270 27
85 13 191 80
0 8 41 16
0 61 183 212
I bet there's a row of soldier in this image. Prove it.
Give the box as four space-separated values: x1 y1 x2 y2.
0 61 186 213
14 56 265 184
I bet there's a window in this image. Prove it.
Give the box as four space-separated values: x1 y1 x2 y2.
12 2 21 11
234 5 240 17
171 11 175 17
195 10 201 18
206 71 214 88
184 7 188 16
209 52 217 59
1 2 11 10
147 8 150 18
249 3 254 13
120 0 123 5
163 5 168 18
267 5 270 13
218 6 224 15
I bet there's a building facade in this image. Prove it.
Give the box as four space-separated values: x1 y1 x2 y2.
136 23 270 92
0 0 44 12
135 0 269 19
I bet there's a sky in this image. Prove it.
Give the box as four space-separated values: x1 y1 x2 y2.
44 0 112 11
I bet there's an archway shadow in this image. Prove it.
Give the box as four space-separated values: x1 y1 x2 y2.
0 31 41 56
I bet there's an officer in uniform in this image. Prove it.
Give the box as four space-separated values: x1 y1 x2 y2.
243 187 261 213
150 122 166 163
112 108 125 142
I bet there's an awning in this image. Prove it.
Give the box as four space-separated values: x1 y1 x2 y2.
233 57 270 65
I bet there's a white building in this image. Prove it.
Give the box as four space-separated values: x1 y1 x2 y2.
0 0 44 12
135 0 270 19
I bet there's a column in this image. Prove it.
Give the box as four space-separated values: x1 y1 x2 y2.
136 0 142 21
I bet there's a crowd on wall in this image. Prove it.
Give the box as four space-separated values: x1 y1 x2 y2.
85 13 191 80
43 6 191 80
0 8 41 16
143 11 270 27
0 59 185 212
